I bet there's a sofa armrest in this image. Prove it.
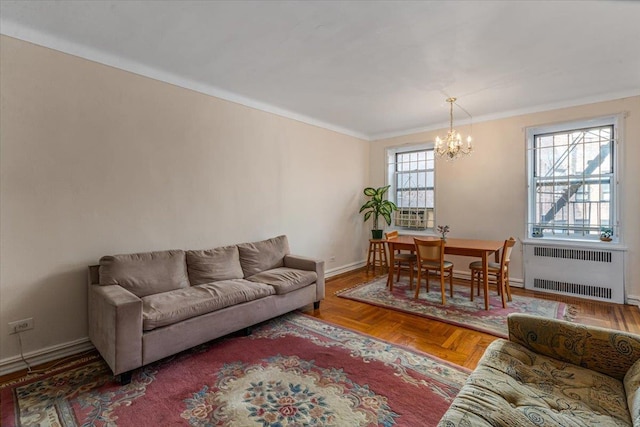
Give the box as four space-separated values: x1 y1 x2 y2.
508 313 640 381
284 254 325 302
88 282 143 376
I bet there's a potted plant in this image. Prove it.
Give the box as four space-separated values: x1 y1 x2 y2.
600 226 613 242
359 185 397 239
437 225 450 242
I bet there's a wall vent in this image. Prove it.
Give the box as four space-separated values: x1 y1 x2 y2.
533 247 612 263
533 278 612 300
524 243 624 304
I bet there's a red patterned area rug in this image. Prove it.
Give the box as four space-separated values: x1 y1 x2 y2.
337 276 575 338
1 313 469 427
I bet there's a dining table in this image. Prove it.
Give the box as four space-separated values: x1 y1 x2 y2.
385 235 504 310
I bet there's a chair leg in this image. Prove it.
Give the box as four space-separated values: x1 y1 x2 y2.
440 273 446 305
476 272 481 296
470 269 475 301
499 273 507 309
425 270 430 292
409 263 414 289
414 269 422 299
381 245 388 272
449 269 454 298
505 267 512 302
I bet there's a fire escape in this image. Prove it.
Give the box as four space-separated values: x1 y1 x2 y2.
537 135 611 230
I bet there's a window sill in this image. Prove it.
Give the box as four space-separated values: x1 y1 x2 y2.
522 237 627 251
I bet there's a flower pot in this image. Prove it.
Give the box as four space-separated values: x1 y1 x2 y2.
600 237 612 242
371 230 384 240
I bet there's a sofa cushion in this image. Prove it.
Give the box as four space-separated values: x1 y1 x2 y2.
247 267 317 295
99 250 189 298
237 235 290 278
439 339 631 427
625 358 640 427
141 279 275 331
186 245 244 285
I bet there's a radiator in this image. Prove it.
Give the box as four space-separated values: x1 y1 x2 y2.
523 242 625 304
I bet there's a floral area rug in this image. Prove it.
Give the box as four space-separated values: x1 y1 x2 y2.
337 276 575 338
1 313 469 427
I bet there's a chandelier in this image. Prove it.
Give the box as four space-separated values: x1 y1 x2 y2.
434 97 473 160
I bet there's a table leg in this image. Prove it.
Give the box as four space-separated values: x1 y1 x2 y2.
387 244 395 290
482 252 489 310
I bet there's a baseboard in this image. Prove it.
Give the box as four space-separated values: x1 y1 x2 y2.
626 295 640 307
326 260 367 278
0 337 95 376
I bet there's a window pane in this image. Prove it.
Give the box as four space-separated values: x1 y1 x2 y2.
388 147 435 230
529 123 616 240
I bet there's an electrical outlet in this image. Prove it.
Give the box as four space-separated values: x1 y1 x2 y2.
8 318 34 334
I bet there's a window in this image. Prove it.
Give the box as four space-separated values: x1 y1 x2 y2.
386 144 435 230
526 116 619 240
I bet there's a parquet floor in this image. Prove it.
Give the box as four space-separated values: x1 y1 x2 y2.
2 267 639 384
301 267 640 370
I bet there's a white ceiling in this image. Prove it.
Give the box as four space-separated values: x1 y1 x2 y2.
2 1 639 140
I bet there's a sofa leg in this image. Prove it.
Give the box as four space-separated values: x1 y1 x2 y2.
120 371 132 385
313 301 321 310
243 326 252 336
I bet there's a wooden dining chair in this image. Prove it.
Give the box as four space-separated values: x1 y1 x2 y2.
469 237 516 308
385 231 416 290
413 238 454 305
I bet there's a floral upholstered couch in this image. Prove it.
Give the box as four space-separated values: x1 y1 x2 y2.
439 313 640 427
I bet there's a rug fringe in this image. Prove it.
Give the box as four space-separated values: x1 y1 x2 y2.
564 305 578 321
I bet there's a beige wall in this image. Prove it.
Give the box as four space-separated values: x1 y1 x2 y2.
0 36 370 364
370 96 640 301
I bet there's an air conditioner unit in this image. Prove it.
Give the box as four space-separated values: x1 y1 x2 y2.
394 208 434 229
523 242 625 303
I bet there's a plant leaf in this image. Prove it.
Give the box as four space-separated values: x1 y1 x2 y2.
381 212 392 225
359 200 375 212
363 211 373 222
363 187 377 196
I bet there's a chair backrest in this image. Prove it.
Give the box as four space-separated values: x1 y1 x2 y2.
413 238 445 265
385 230 399 240
500 237 517 270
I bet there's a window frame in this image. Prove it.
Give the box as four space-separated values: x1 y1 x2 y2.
386 142 436 233
525 115 622 243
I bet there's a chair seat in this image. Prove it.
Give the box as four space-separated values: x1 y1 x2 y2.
421 260 453 269
393 253 417 262
469 261 501 271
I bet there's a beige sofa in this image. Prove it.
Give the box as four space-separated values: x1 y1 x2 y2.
439 313 640 427
88 235 324 384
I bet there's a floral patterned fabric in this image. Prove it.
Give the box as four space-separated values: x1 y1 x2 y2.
508 313 640 381
439 313 640 427
625 359 640 427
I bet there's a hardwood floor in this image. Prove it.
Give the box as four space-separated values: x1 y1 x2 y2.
2 267 639 384
301 267 640 370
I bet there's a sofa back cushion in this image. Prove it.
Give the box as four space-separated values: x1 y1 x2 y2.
99 250 190 298
237 235 290 277
186 245 244 285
